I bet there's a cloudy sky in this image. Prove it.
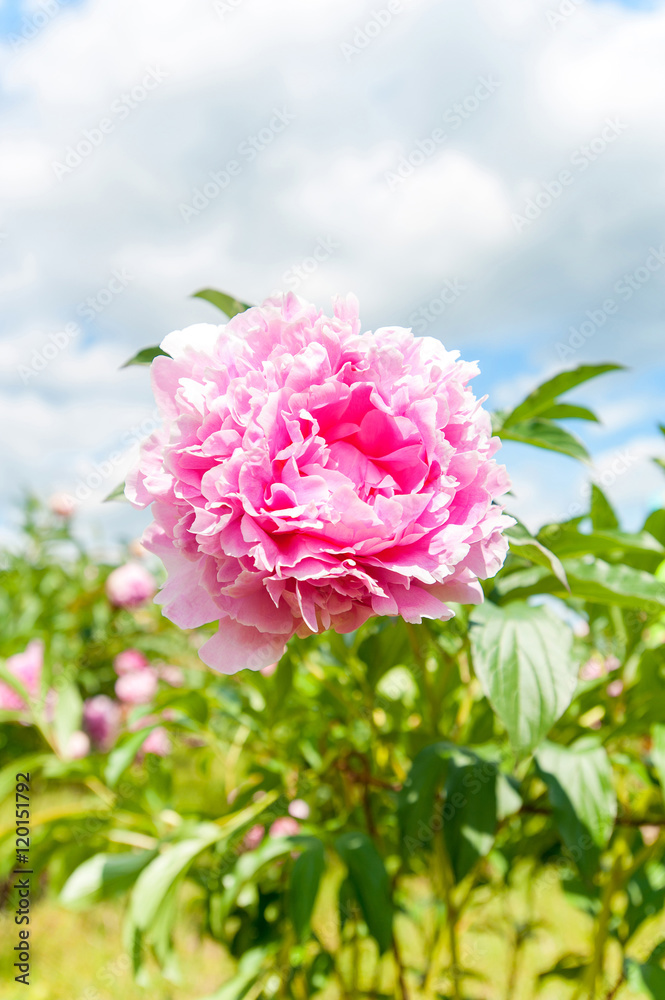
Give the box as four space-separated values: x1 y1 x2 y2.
0 0 664 551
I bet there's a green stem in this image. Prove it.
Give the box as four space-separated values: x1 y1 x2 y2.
585 849 625 1000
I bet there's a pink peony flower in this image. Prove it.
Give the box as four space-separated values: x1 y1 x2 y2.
269 816 300 838
65 730 91 760
105 562 156 608
607 679 624 698
113 648 150 675
128 294 511 673
83 695 121 751
157 664 184 687
288 799 310 820
0 640 43 711
115 668 158 705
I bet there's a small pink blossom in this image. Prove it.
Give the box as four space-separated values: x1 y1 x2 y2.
242 824 266 852
115 668 158 705
157 664 184 687
113 649 150 675
83 695 121 751
580 657 604 681
105 562 156 609
572 620 590 638
127 294 511 674
49 492 76 517
0 640 43 711
604 656 621 673
269 816 300 838
607 679 624 698
65 730 90 760
288 799 310 820
141 726 171 757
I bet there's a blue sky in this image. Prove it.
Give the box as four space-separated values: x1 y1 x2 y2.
0 0 663 551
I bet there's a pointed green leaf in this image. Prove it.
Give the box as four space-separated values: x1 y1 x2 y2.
561 558 665 612
121 346 170 368
536 740 617 876
290 839 325 940
506 519 569 589
335 832 393 953
61 850 156 907
470 602 578 754
192 289 252 319
538 403 599 422
398 741 454 844
103 481 128 503
502 364 623 428
590 484 619 530
500 419 589 462
198 948 272 1000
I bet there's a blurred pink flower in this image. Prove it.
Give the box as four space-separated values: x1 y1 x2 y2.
113 648 150 675
141 726 171 757
127 294 511 673
115 668 158 705
0 640 43 711
288 799 310 820
260 662 278 678
49 492 75 517
105 562 156 608
242 824 266 852
83 695 121 751
604 656 621 673
269 816 300 838
65 730 90 760
607 679 624 698
580 657 605 681
157 664 184 687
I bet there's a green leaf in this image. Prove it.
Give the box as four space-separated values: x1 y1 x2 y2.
538 403 599 422
335 832 393 953
535 740 617 876
561 558 665 612
289 839 325 940
645 508 665 546
443 757 498 881
103 481 128 503
502 364 623 428
398 741 454 845
198 948 272 1000
500 419 590 462
590 484 619 530
651 724 665 792
192 288 252 319
505 519 569 589
60 850 156 907
219 835 319 922
104 726 159 788
129 825 226 935
625 957 665 997
121 346 170 368
470 602 578 754
53 680 83 754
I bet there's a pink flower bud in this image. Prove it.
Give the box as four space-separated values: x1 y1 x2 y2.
115 668 158 705
580 657 604 681
83 695 121 751
607 679 624 698
288 799 310 820
65 730 90 760
269 817 300 839
141 726 171 757
105 562 156 609
157 665 184 687
113 649 150 675
49 492 76 517
241 824 266 852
